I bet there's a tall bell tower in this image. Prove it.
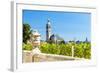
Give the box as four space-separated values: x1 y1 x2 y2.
46 18 51 42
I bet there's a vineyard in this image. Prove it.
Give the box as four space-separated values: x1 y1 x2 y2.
23 42 91 59
40 42 91 59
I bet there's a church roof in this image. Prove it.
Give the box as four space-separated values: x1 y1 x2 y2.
50 34 63 41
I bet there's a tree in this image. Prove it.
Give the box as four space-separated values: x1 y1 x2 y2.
23 24 32 44
59 40 65 44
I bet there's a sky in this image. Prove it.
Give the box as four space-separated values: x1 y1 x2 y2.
22 10 91 41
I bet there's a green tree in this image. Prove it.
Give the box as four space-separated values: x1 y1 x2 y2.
23 24 32 44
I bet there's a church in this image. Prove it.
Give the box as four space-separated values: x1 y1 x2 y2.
46 19 65 44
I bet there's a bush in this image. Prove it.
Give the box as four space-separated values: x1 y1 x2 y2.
59 44 71 56
83 43 91 59
23 42 91 59
22 43 33 51
40 42 91 59
74 44 84 58
40 43 60 54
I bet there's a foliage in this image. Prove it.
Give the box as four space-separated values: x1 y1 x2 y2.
74 42 91 59
74 43 84 58
23 24 32 44
22 43 33 51
22 42 91 59
40 42 91 59
40 43 72 56
83 43 91 59
59 44 72 56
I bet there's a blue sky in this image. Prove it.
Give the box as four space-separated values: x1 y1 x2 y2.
23 10 91 41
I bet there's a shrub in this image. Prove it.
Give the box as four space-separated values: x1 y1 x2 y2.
83 43 91 59
59 44 71 56
40 42 91 59
22 43 33 51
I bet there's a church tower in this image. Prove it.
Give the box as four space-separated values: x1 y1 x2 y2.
46 19 51 42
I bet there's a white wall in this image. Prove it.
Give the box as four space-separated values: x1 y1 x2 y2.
0 0 100 73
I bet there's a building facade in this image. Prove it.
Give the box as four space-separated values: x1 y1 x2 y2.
46 19 51 42
46 19 65 44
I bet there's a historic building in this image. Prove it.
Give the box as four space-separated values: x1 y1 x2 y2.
46 19 65 44
46 19 51 42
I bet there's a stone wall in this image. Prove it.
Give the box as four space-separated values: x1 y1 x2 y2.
23 51 81 63
32 53 76 62
22 51 32 63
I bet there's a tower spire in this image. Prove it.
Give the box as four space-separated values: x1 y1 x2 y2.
46 18 51 42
